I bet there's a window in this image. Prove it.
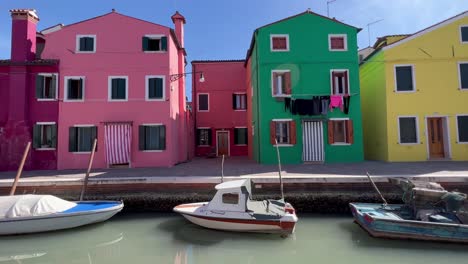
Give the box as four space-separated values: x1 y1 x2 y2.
272 71 291 97
65 77 85 101
395 65 415 92
270 120 296 145
198 94 209 111
457 115 468 143
460 26 468 43
331 70 349 95
222 193 239 205
142 35 167 52
33 123 57 149
329 34 347 51
35 73 57 100
76 35 96 53
232 94 247 110
458 63 468 90
109 76 128 101
398 117 419 144
69 126 97 152
146 76 165 100
197 128 212 146
328 119 354 145
270 34 289 51
139 125 166 151
234 128 248 145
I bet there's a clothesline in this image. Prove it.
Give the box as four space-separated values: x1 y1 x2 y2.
290 93 359 97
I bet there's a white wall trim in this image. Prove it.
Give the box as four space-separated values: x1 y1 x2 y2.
36 73 59 101
270 34 290 52
108 76 129 102
145 75 166 101
461 25 468 44
197 93 209 112
272 118 293 121
456 114 468 144
141 123 164 126
424 116 452 159
328 34 348 51
64 76 85 102
271 70 291 98
329 69 350 95
329 118 350 121
73 124 95 127
76 34 96 53
36 122 56 125
394 64 416 93
397 115 420 145
457 61 468 90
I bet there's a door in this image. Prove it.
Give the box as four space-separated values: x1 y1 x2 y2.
216 131 229 156
302 121 324 162
427 117 445 159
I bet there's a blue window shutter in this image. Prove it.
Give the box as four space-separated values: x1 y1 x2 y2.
139 125 145 150
161 36 167 51
142 37 149 51
33 125 41 149
51 125 57 148
69 127 77 152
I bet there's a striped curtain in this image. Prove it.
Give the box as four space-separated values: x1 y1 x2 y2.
105 124 132 165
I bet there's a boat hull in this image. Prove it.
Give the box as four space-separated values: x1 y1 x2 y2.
0 201 123 235
350 203 468 243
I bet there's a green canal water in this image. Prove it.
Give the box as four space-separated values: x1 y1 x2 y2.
1 213 467 264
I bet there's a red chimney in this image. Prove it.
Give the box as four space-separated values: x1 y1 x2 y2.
10 9 39 62
171 11 185 48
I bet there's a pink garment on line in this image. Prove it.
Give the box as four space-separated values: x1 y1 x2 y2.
329 95 343 111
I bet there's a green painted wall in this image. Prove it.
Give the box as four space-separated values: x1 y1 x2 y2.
359 51 389 161
250 13 364 164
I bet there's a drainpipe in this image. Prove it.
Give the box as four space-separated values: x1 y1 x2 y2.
255 31 261 163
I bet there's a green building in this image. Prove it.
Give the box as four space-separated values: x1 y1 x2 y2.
246 10 364 164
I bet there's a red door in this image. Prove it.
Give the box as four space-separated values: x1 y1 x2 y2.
217 131 229 156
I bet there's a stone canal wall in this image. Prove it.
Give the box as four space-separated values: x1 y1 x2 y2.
1 176 468 213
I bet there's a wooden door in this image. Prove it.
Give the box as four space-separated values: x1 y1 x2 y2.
427 118 445 159
217 131 229 156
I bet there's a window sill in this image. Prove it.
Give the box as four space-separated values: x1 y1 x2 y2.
456 142 468 144
458 88 468 91
234 144 247 146
37 98 58 102
143 51 167 53
273 144 293 147
394 90 416 93
72 152 92 154
64 99 85 102
234 109 247 111
331 143 351 146
75 51 96 54
142 150 164 152
272 95 291 98
398 142 420 145
197 145 211 147
271 49 289 52
329 49 348 52
35 148 56 151
108 99 128 102
146 98 165 101
198 110 209 112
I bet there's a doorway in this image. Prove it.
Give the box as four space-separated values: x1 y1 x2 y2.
302 121 324 162
216 131 229 156
427 117 449 159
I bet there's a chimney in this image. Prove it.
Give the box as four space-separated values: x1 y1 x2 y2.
10 9 39 62
171 11 185 48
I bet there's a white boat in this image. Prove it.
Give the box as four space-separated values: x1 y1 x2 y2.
174 179 298 235
0 195 123 235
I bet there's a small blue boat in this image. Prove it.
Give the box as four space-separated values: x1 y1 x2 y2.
350 178 468 243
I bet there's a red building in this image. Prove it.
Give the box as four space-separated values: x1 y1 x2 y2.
191 60 248 157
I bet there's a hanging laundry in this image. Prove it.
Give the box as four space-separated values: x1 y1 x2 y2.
291 99 297 115
329 95 343 112
343 95 351 114
284 97 291 112
311 96 321 115
320 96 330 115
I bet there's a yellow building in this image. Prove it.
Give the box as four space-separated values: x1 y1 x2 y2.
361 11 468 161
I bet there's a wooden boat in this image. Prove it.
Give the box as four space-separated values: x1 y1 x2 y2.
174 179 298 235
0 195 123 235
350 177 468 243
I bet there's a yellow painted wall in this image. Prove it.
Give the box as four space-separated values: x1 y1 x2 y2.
384 15 468 161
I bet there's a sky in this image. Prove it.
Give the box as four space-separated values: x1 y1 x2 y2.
1 0 467 99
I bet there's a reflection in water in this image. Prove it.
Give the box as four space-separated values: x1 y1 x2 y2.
0 213 467 264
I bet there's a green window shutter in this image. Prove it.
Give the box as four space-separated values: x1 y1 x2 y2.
161 36 167 51
139 125 145 150
50 75 57 99
91 126 97 151
460 63 468 89
119 79 126 99
142 37 149 51
148 78 156 98
36 75 44 98
69 127 77 152
207 129 212 145
160 126 166 150
33 125 41 149
155 78 163 98
232 94 236 109
51 125 57 148
67 79 73 99
234 128 239 144
87 38 94 51
79 38 86 51
111 79 119 99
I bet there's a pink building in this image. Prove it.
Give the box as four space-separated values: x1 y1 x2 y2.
191 60 248 157
0 9 190 170
0 10 59 171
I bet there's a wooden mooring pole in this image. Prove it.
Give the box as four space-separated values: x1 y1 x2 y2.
9 142 31 196
80 138 98 201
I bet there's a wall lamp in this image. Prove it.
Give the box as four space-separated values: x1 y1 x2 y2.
169 72 204 82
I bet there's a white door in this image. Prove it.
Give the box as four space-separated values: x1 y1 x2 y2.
302 121 324 162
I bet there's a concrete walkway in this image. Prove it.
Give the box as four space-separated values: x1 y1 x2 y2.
0 157 467 181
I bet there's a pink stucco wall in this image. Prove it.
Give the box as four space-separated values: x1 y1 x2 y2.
41 12 186 169
192 61 247 156
11 17 36 61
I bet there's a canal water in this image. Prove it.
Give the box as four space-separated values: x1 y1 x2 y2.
1 213 467 264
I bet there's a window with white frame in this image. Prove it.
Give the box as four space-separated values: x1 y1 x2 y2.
33 123 57 149
271 120 296 145
142 35 167 52
329 34 347 51
36 73 57 100
76 35 96 53
109 76 128 101
328 119 353 144
198 94 209 111
457 115 468 143
270 35 289 51
197 128 212 146
272 71 291 97
458 63 468 90
234 128 248 145
146 76 165 100
69 126 97 152
398 117 418 144
65 77 85 101
139 125 166 151
331 70 349 95
232 93 247 110
461 26 468 43
395 65 415 92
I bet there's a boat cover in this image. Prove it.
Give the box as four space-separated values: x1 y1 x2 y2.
0 195 76 219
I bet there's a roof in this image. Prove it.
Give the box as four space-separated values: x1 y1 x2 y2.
373 34 411 49
245 10 362 62
382 10 468 50
191 59 245 64
215 179 250 190
0 59 59 66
